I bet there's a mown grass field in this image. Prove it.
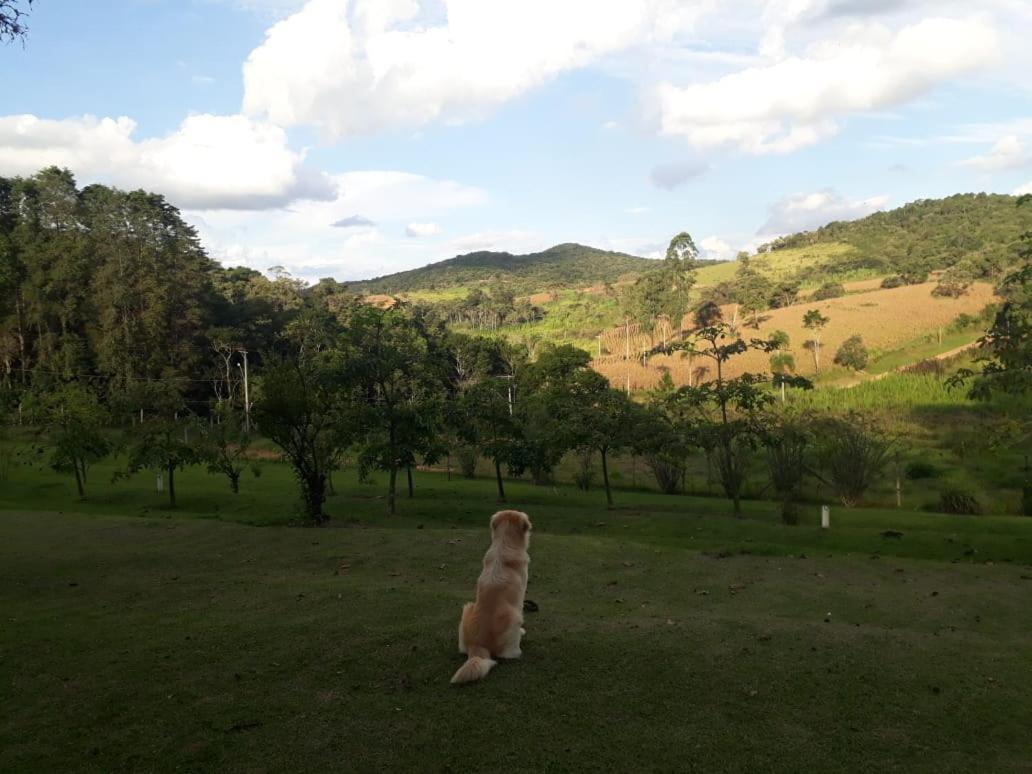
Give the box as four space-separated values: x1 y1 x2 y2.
2 456 1032 772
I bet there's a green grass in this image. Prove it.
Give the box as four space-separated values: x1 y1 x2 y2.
2 495 1031 771
695 242 857 287
865 329 982 375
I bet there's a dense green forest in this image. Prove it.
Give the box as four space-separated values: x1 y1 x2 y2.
350 243 658 295
0 167 352 401
760 193 1030 282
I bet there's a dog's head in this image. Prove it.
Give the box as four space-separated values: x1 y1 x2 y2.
490 509 532 547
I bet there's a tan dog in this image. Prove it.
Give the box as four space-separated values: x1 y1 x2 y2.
451 510 532 684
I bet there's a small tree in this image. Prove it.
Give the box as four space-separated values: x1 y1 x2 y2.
344 305 450 514
932 263 974 298
764 415 810 524
661 323 781 515
637 376 694 494
567 373 640 508
38 383 111 498
122 417 201 509
811 413 896 507
197 405 253 494
833 335 869 371
812 282 845 301
459 378 523 502
256 352 353 524
802 309 830 374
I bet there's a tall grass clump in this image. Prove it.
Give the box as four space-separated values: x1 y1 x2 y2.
792 374 971 412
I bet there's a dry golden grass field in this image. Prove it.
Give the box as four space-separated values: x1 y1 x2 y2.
593 281 997 390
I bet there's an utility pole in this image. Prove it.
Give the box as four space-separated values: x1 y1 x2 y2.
237 349 251 433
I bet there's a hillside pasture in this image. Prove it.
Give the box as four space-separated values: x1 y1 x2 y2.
695 242 857 287
592 281 997 390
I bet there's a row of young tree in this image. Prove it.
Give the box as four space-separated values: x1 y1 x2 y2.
0 291 927 524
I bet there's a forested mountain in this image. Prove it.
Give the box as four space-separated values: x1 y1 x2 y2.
760 193 1030 281
351 243 657 294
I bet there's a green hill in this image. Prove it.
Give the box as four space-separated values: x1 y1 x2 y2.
760 193 1030 279
351 243 658 295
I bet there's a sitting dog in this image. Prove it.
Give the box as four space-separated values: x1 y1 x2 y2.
451 510 532 684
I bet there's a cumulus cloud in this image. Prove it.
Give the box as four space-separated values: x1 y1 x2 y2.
959 135 1031 171
185 169 487 280
405 222 442 237
331 214 375 228
699 236 734 259
0 113 335 210
242 0 698 137
447 229 545 254
657 17 999 154
1014 181 1032 196
649 159 709 190
759 189 888 235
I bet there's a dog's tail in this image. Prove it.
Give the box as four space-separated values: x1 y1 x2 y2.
451 646 496 685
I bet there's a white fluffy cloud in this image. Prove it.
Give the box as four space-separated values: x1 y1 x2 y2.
186 170 487 279
0 113 335 210
699 235 734 259
959 135 1031 171
446 229 545 254
657 17 999 154
242 0 696 137
759 189 888 234
1014 181 1032 196
406 222 442 237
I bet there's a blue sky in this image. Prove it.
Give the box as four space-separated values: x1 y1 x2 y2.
2 0 1031 281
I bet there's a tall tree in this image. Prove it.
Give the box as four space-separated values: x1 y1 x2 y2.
802 309 831 375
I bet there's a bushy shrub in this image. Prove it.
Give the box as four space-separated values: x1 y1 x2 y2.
904 460 941 480
647 454 683 494
938 487 982 515
813 413 896 507
833 335 869 371
812 282 846 300
880 275 906 289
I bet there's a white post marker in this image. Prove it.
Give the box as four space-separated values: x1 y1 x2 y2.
821 505 830 529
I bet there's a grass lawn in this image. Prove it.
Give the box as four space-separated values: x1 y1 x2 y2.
2 460 1032 771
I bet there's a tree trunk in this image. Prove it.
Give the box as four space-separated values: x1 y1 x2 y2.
301 472 327 524
167 463 176 508
494 459 506 502
406 466 414 498
73 458 85 498
229 471 240 494
387 466 397 514
601 448 613 508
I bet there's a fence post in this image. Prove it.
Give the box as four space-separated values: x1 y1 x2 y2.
821 505 830 528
